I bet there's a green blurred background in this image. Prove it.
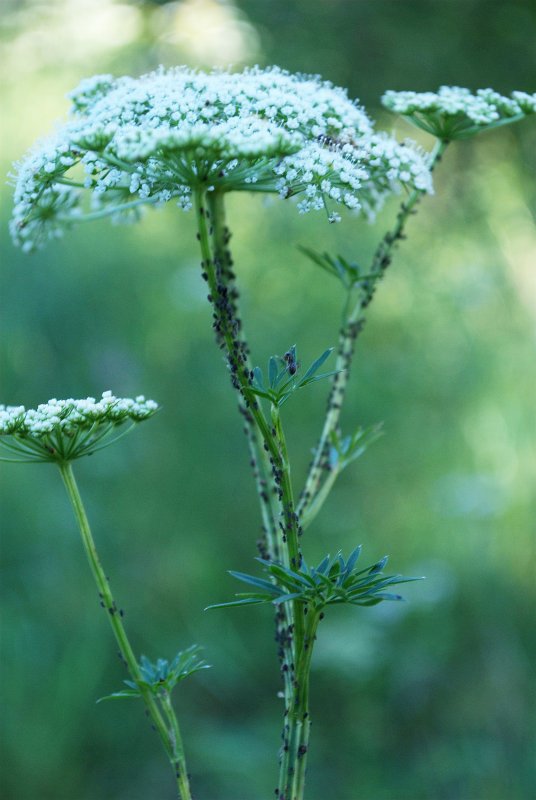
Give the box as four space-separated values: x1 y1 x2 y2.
1 1 535 798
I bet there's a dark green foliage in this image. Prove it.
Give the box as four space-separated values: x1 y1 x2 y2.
299 246 382 294
207 549 423 610
98 645 210 702
251 345 337 406
328 424 384 471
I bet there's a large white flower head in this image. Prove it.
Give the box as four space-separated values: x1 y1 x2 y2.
0 391 159 463
10 66 433 251
382 86 536 141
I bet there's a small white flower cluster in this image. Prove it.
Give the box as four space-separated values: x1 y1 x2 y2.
382 86 536 139
11 66 434 251
0 391 158 462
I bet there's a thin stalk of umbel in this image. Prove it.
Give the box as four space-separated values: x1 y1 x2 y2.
297 139 449 526
58 462 192 800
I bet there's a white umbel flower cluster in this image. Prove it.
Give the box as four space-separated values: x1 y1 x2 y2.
382 86 536 140
0 391 158 463
10 66 433 251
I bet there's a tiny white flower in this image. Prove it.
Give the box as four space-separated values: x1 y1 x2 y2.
11 66 437 251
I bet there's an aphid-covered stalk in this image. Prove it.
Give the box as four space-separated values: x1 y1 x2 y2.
58 462 192 800
278 607 320 800
194 187 317 792
298 139 448 527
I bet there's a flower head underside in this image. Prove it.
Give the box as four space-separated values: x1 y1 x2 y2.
382 86 536 140
0 391 158 463
11 66 434 251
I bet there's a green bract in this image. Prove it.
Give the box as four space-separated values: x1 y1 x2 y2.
207 547 423 611
382 86 536 141
251 345 338 407
98 646 210 703
10 66 434 251
0 391 158 463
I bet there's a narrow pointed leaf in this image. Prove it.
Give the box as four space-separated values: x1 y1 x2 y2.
253 366 265 391
228 571 281 594
301 348 334 383
298 370 340 387
205 597 271 610
268 563 314 588
344 545 362 575
271 592 305 605
269 356 278 388
373 592 405 601
97 689 141 703
250 387 275 402
315 555 332 575
369 556 389 574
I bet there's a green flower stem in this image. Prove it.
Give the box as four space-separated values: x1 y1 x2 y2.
54 177 90 189
199 186 304 593
194 187 300 565
160 690 191 800
270 402 306 661
297 139 449 523
194 187 312 789
299 464 340 532
194 187 279 551
270 404 301 571
57 462 192 800
278 607 320 800
243 416 281 561
57 195 160 223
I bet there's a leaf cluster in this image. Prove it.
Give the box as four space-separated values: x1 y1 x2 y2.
251 345 337 407
207 548 423 611
98 645 210 702
328 424 384 471
299 246 382 294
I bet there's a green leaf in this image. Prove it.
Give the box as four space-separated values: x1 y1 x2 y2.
373 592 404 601
252 366 265 391
205 597 271 610
300 348 334 383
350 597 383 606
298 370 339 387
268 356 279 388
267 562 314 588
97 689 141 703
344 545 362 576
228 570 281 594
369 556 389 574
271 592 305 605
250 386 275 402
298 245 335 274
315 555 333 576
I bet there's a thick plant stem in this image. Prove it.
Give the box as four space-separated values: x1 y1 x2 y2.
278 608 319 800
194 187 314 791
58 462 192 800
194 187 279 558
298 139 449 523
194 187 302 567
